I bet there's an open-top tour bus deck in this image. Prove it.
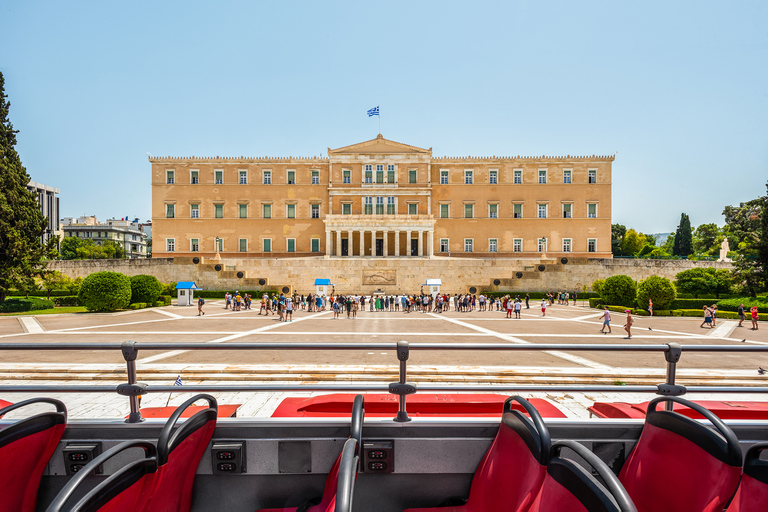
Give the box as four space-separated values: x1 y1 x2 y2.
2 340 768 511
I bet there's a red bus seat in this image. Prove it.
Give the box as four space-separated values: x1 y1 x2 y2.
257 394 364 512
529 440 636 512
403 396 551 512
590 400 768 420
727 442 768 511
618 396 742 512
45 441 157 512
144 394 218 512
0 398 67 512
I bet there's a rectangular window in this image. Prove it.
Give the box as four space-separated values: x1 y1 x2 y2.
343 169 351 184
489 170 498 184
563 204 572 218
489 204 498 218
286 204 296 218
215 204 223 218
191 238 199 252
440 170 449 184
409 169 417 183
408 203 418 215
215 170 223 184
538 170 547 184
588 239 597 252
563 169 571 184
239 204 248 218
375 196 384 215
589 170 597 184
312 170 320 185
263 239 272 252
287 170 295 184
464 204 474 218
387 196 395 215
513 239 522 252
190 170 199 184
440 204 449 218
342 203 351 215
311 238 320 252
311 204 320 218
166 239 175 252
190 204 199 218
166 204 175 218
465 170 473 184
588 203 597 218
387 165 395 183
364 165 372 183
239 239 248 252
513 204 523 218
440 239 449 252
239 170 247 184
263 171 271 184
464 239 473 252
262 204 271 218
538 204 547 219
489 239 498 253
166 170 174 184
287 239 296 252
538 238 547 252
376 164 384 183
514 169 522 184
562 239 572 252
364 197 373 215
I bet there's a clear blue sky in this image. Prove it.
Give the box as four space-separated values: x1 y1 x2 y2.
1 0 766 234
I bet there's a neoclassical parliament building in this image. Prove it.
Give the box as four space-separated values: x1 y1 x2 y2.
151 135 613 259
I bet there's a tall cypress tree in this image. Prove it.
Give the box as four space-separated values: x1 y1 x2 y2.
0 71 53 303
672 213 693 257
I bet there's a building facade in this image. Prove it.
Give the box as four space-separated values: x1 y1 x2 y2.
62 216 149 258
151 135 613 259
27 181 61 246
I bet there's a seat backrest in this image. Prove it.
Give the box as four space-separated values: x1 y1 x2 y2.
0 398 67 512
144 394 218 512
618 396 742 512
727 442 768 511
529 440 636 512
463 396 551 512
45 441 157 512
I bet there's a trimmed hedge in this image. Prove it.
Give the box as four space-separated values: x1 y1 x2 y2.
715 298 768 312
636 276 676 310
53 296 80 307
129 302 148 310
130 275 163 304
154 301 165 307
159 295 172 305
0 297 55 313
194 290 279 299
7 290 74 297
601 275 637 307
670 298 720 310
78 271 132 312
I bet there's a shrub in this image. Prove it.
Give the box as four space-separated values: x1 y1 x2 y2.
129 303 146 310
600 275 637 307
591 279 605 295
589 298 604 308
670 298 720 310
154 301 165 307
675 268 732 298
78 272 131 312
0 297 55 313
715 297 768 312
159 295 172 305
161 282 177 296
130 275 163 304
52 296 80 307
636 276 677 310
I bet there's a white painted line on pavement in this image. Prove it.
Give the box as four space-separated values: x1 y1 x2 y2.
152 309 185 319
709 321 737 338
17 317 46 334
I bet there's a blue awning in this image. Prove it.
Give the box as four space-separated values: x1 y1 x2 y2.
314 279 332 286
175 281 202 290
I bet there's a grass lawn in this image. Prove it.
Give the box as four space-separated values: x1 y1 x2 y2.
0 306 89 316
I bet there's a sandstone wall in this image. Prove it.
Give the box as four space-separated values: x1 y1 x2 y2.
48 257 733 295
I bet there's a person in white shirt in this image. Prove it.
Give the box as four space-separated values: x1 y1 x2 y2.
541 299 548 317
599 307 611 333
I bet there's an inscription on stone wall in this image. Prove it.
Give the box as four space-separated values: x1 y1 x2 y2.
362 270 397 285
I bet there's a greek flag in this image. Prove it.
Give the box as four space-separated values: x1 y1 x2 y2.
367 106 379 117
174 375 183 386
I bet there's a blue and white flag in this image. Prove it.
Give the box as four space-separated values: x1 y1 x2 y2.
367 106 379 117
174 375 183 386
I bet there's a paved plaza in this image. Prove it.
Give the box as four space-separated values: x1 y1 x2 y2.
1 300 766 418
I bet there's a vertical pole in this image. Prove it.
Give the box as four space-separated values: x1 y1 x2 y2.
663 343 682 411
121 341 145 423
394 341 412 423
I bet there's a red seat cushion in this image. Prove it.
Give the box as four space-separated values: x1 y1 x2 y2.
528 471 589 512
728 474 768 511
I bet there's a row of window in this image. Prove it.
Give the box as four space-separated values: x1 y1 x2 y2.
165 201 599 219
166 237 599 254
165 168 598 185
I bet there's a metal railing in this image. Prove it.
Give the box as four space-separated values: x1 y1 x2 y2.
1 340 767 422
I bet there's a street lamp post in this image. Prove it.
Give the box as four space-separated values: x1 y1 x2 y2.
215 237 221 260
540 236 547 260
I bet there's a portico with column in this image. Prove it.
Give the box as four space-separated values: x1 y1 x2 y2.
323 215 435 257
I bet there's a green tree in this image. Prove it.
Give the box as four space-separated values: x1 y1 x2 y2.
693 223 722 257
41 270 69 299
723 183 767 297
675 267 733 298
601 275 637 307
591 278 605 295
60 237 84 260
130 274 163 304
672 213 693 257
611 224 627 256
636 275 677 310
0 72 56 303
620 229 646 256
78 271 131 312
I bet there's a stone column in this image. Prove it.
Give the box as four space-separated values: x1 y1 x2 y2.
370 230 376 256
428 230 434 257
347 231 353 257
394 230 400 257
336 231 342 257
406 230 412 256
358 230 364 256
418 230 424 257
326 230 332 256
383 230 389 257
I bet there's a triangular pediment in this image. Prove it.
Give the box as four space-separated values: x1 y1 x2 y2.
329 134 432 155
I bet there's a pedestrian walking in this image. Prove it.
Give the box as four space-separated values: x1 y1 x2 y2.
599 307 611 334
514 299 522 319
541 298 547 317
285 296 293 321
751 306 760 330
648 299 653 317
197 296 205 316
738 304 746 327
711 305 718 327
525 293 530 309
700 305 713 329
624 309 633 339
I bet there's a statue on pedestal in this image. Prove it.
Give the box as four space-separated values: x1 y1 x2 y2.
718 237 732 262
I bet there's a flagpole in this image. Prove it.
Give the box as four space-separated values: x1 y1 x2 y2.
379 107 381 135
